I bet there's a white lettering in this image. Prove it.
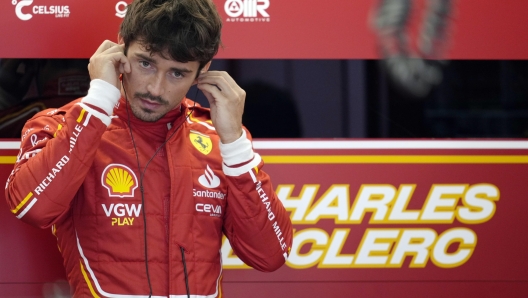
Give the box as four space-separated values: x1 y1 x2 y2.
30 134 48 147
195 203 222 216
102 204 114 217
102 203 142 217
115 1 127 18
33 155 69 195
125 204 142 217
15 0 33 21
114 203 125 217
192 188 226 199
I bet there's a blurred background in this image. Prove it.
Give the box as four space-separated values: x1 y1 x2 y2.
1 0 528 139
3 58 528 139
2 1 528 297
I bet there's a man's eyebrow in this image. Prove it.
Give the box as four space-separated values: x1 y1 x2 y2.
134 53 193 73
135 53 156 63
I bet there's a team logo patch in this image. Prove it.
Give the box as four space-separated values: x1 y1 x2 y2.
199 165 221 188
101 164 138 198
190 131 212 155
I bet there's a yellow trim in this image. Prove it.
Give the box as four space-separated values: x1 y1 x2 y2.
253 166 259 174
54 124 63 138
2 155 528 165
11 192 33 214
0 156 17 164
76 109 86 123
80 261 100 298
218 274 223 298
189 112 213 125
262 155 528 164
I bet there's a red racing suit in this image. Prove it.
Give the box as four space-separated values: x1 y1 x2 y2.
5 80 293 297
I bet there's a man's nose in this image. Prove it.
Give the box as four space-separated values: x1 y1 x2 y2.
147 74 165 96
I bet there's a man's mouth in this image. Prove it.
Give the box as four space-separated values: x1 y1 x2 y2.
138 97 162 110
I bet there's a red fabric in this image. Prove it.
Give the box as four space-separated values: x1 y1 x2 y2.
5 97 292 297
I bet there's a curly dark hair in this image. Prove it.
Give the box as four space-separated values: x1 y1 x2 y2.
119 0 222 70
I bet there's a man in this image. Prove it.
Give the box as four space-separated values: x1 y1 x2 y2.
5 0 293 296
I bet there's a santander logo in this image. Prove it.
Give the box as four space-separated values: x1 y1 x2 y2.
198 165 220 188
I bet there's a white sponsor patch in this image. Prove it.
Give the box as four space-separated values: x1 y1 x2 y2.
198 165 221 188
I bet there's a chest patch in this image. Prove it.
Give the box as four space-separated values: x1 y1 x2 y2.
190 131 212 155
101 164 138 198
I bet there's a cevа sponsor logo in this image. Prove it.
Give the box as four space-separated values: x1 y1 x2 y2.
195 203 222 217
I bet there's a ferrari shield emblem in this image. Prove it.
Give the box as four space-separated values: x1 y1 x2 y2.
190 131 212 155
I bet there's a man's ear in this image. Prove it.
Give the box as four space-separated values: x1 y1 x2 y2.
194 61 212 84
117 34 124 45
201 61 212 73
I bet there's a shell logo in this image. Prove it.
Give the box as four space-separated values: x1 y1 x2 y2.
101 164 138 198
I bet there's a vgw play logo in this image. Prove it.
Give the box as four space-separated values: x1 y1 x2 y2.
224 0 270 22
13 0 70 21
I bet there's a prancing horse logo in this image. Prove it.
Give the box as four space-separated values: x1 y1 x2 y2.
190 131 212 155
194 136 209 150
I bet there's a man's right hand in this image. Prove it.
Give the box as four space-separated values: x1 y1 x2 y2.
87 40 131 89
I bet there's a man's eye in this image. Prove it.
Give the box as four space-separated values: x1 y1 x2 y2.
173 72 184 78
140 61 150 68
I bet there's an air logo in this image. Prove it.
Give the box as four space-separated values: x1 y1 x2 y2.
224 0 270 22
13 0 70 21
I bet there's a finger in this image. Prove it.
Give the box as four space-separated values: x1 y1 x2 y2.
100 43 126 55
93 40 119 56
198 75 234 96
199 72 242 98
197 83 223 103
200 71 238 87
104 51 130 73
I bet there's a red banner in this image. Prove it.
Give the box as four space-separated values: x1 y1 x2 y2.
0 0 527 59
1 140 528 296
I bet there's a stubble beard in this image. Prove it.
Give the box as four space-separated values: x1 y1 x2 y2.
130 92 169 122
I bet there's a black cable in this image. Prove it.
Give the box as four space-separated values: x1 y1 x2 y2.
180 246 191 298
123 76 198 297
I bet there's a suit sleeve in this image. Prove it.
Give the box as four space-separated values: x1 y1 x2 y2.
221 129 293 272
4 80 120 228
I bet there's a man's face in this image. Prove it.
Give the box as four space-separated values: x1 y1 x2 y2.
122 41 206 122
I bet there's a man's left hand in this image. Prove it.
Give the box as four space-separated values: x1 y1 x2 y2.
197 71 245 144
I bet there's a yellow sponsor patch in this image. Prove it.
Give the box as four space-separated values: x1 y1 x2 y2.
101 164 138 198
190 131 212 155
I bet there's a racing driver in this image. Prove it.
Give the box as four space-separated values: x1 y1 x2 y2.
5 0 293 296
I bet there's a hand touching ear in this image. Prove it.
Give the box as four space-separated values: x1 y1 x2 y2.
88 40 131 90
197 71 245 144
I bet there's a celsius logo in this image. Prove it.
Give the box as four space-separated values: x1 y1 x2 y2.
198 165 220 188
13 0 70 21
224 0 270 23
115 1 128 18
